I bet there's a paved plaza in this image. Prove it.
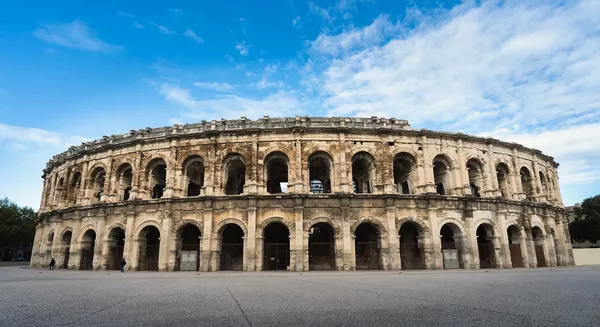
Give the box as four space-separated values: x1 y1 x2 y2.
1 266 599 327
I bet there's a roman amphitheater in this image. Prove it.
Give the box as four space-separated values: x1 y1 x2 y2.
30 116 575 272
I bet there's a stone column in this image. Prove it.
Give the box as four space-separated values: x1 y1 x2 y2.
129 147 143 200
93 216 106 270
497 213 512 268
201 204 213 271
293 137 303 193
454 235 470 269
302 232 310 272
525 230 536 268
341 208 353 271
30 227 43 268
486 143 500 197
294 198 304 271
456 140 469 196
159 214 172 271
488 235 503 268
246 200 257 271
123 213 136 271
511 152 524 200
427 207 443 269
335 234 344 271
69 220 82 270
532 160 546 202
338 132 349 193
385 201 400 270
545 229 558 267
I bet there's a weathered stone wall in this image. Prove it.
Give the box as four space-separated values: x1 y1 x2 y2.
30 116 573 271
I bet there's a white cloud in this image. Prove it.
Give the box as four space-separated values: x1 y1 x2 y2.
158 84 304 121
240 17 247 35
148 21 176 35
184 28 204 44
236 41 249 56
194 82 234 92
133 21 144 29
292 16 302 28
256 78 285 89
308 2 333 23
116 11 136 18
0 123 89 149
169 8 184 15
225 54 235 62
33 20 123 53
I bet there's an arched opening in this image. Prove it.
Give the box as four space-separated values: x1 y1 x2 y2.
116 163 133 201
61 231 72 268
507 225 524 268
67 172 81 205
220 224 244 271
56 178 65 202
532 226 547 267
352 152 375 193
147 159 167 199
476 224 496 268
466 159 484 197
496 163 510 199
178 224 201 271
184 156 205 197
265 152 289 194
79 229 96 270
393 153 416 194
90 167 106 204
138 226 160 271
308 151 332 193
440 223 463 269
106 227 125 270
354 223 381 270
308 222 335 271
263 222 290 271
399 222 425 270
223 154 246 195
433 155 451 195
520 167 534 201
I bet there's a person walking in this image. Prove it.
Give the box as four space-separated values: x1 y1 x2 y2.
49 258 56 270
120 258 126 273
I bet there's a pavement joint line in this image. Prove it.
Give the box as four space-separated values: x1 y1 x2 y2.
222 279 254 327
58 293 141 326
290 276 587 327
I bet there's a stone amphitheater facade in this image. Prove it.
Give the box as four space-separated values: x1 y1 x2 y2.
30 116 575 272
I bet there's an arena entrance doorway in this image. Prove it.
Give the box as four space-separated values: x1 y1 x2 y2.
476 224 496 269
399 222 424 270
138 226 160 271
507 225 524 268
354 223 381 270
220 224 244 271
79 229 96 270
308 222 335 271
440 223 462 269
178 224 201 271
61 231 72 269
106 227 125 270
263 222 290 271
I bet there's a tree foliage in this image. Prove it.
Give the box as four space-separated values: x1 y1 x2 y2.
569 194 600 243
0 198 36 247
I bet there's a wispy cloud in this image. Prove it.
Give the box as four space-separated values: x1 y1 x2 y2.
184 28 204 44
169 8 184 15
116 11 136 18
256 78 285 89
225 54 235 62
133 21 144 29
158 83 304 121
240 17 247 35
33 20 123 53
292 16 302 28
194 82 234 92
0 123 89 149
148 21 176 35
236 40 249 56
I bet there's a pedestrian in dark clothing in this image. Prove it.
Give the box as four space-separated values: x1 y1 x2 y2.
121 258 126 273
49 258 56 270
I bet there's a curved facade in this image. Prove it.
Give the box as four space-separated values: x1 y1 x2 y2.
30 116 575 272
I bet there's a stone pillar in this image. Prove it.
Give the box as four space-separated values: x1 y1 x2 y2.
294 199 304 272
293 137 303 193
545 229 557 267
201 204 213 271
338 132 349 193
122 213 136 271
497 213 512 268
486 143 500 197
456 140 469 196
525 230 535 268
488 236 503 268
427 207 443 269
30 227 43 268
93 217 106 270
50 226 60 266
385 201 400 270
454 235 470 269
159 214 172 271
511 152 524 200
246 200 257 271
69 220 82 270
341 208 353 271
303 232 310 272
532 160 546 202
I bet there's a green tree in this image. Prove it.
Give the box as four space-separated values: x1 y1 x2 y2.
569 194 600 243
0 198 36 248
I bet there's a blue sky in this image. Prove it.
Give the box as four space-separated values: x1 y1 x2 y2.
1 0 599 209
